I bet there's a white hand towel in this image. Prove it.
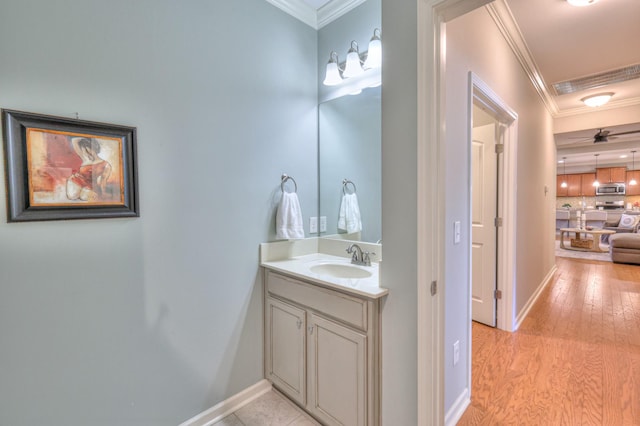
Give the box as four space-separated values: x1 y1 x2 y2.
276 192 305 240
338 193 362 234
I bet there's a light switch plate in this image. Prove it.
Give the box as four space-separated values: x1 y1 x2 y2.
454 221 461 244
320 216 327 232
309 217 318 233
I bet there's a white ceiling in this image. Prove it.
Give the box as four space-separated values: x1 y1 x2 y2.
503 0 640 170
273 0 640 169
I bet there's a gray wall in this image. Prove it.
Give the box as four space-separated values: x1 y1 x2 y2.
380 0 419 424
0 0 317 425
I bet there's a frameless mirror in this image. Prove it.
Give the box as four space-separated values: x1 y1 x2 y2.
318 87 381 243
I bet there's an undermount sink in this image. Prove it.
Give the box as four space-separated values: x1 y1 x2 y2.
308 263 372 279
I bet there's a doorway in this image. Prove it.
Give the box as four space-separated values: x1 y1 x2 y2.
471 104 499 327
469 72 518 332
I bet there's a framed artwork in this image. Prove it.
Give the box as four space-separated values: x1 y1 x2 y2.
2 109 139 222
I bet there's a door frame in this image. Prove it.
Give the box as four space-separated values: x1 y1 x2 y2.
416 1 515 424
469 72 518 333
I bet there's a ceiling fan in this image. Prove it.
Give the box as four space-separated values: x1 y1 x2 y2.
591 128 640 143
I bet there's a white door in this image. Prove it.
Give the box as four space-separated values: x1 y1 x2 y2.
471 122 498 326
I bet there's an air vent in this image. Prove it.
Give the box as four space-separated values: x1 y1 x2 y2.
552 64 640 96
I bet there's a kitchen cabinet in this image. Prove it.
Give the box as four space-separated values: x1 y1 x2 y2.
580 173 596 196
596 167 626 184
264 270 380 426
556 175 568 197
627 171 640 195
561 173 596 197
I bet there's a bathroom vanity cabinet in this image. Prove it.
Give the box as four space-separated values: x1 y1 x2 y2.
264 269 381 426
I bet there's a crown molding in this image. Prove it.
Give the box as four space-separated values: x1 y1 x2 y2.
265 0 366 29
317 0 367 28
265 0 318 28
486 0 559 116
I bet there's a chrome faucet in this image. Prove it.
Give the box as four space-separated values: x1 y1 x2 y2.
346 243 373 266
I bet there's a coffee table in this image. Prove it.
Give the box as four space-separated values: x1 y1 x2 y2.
559 228 616 253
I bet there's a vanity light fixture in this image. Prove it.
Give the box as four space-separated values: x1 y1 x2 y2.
592 154 600 187
322 29 382 93
560 157 568 188
343 41 364 78
363 28 382 70
567 0 597 6
581 92 614 107
323 51 343 86
630 150 637 186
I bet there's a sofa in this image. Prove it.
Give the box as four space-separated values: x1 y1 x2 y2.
601 211 640 244
609 233 640 265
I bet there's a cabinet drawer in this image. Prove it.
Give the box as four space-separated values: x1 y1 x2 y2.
266 270 368 331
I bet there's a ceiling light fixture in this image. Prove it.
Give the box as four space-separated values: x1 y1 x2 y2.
592 154 600 187
567 0 598 6
560 157 568 188
630 151 637 186
581 92 614 107
322 29 382 95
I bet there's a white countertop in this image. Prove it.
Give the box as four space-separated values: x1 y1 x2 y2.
261 253 388 299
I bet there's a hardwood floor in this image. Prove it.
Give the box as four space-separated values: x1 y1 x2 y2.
458 257 640 425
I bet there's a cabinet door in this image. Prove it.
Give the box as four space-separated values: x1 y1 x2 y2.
266 297 306 406
557 175 568 197
596 168 610 184
627 171 640 195
307 313 367 426
567 174 582 196
610 167 626 183
581 173 596 196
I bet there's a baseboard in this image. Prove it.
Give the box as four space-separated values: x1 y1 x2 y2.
444 387 470 426
179 379 272 426
514 265 558 330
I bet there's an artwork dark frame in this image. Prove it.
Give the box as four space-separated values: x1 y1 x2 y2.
2 109 139 222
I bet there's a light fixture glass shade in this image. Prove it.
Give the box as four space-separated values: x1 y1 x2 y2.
567 0 597 6
592 179 600 187
581 92 613 107
631 178 638 185
323 52 342 86
561 181 568 188
363 29 381 70
343 41 364 78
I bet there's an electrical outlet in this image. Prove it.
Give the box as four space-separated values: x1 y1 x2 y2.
309 217 318 233
453 340 460 366
454 221 461 244
320 216 327 232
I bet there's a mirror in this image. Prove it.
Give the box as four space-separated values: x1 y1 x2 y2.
318 87 381 243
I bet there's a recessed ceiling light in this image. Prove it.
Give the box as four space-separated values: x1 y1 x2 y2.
581 92 614 107
558 160 565 163
567 0 597 6
620 155 628 159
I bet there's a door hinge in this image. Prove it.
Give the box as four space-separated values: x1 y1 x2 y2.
495 144 504 154
494 217 503 227
430 281 437 296
494 289 502 299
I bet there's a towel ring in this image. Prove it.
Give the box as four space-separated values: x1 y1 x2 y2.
281 174 298 193
343 179 357 195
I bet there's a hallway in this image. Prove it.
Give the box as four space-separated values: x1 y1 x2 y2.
459 257 640 425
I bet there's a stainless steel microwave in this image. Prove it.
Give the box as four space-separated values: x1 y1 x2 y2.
595 183 625 195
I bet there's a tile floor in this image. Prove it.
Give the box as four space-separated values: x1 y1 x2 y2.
213 389 321 426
